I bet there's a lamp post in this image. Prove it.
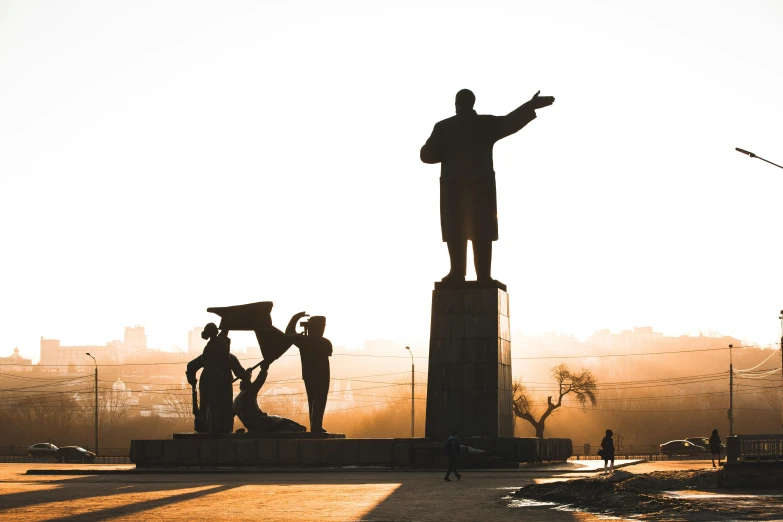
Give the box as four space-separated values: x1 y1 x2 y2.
779 311 783 428
405 346 414 438
728 344 734 436
735 148 783 170
85 353 98 457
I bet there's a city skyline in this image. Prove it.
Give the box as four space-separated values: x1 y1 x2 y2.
6 321 777 366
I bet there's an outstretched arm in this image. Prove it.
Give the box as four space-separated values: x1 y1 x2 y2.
496 91 555 141
229 354 250 382
285 312 308 335
420 123 443 164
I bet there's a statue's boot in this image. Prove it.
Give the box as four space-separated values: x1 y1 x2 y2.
441 272 466 284
443 240 467 284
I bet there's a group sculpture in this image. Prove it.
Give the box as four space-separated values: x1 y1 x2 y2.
186 301 333 435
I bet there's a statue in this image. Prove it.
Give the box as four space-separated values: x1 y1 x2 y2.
286 313 333 433
233 360 307 433
186 323 250 433
188 302 333 434
420 89 555 284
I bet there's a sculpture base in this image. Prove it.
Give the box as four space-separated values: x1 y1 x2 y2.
172 432 344 440
425 280 513 441
129 436 572 468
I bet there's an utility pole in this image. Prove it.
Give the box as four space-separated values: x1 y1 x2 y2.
779 311 783 428
86 353 98 456
728 344 734 436
405 346 414 438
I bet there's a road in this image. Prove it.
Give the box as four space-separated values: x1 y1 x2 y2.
0 461 718 521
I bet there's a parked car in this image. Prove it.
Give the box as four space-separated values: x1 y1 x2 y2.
56 446 96 463
659 440 707 456
685 437 710 448
685 436 726 456
27 443 58 458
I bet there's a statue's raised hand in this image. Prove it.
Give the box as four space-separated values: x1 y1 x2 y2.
527 90 555 110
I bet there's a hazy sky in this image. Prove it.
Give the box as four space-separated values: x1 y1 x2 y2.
2 0 782 361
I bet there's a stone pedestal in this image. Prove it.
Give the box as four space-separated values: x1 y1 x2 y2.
425 281 513 441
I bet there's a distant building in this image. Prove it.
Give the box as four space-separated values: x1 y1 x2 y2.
123 326 147 355
38 337 119 372
364 339 395 353
326 379 355 413
0 348 32 371
111 377 139 406
188 327 207 356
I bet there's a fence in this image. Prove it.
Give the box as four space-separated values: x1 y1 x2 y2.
570 454 690 461
0 455 130 464
0 446 130 464
728 434 783 463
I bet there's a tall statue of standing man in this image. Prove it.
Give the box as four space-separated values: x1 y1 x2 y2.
420 89 555 284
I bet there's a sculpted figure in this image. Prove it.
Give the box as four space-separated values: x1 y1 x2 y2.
233 360 307 433
186 323 250 433
420 89 555 283
287 313 332 433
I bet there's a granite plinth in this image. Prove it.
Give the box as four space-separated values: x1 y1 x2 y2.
425 280 513 441
172 432 345 440
129 436 571 468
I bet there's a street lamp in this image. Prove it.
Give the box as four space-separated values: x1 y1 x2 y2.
735 148 783 170
405 346 414 438
85 353 98 457
779 311 783 429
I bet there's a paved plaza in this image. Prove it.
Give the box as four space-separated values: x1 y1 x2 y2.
0 461 733 521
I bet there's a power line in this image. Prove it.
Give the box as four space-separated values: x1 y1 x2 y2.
733 347 781 372
512 343 779 360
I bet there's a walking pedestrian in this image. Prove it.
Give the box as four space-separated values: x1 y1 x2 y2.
444 431 462 481
600 429 615 474
709 428 722 467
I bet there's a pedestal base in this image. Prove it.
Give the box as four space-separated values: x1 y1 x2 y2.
425 280 513 441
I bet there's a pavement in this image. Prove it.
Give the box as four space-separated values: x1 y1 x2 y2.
0 460 724 522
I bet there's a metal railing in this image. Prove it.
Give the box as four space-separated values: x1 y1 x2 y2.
0 447 130 464
736 434 783 462
569 454 700 462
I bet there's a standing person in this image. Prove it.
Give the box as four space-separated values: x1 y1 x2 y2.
600 429 615 474
444 431 462 481
420 88 555 283
709 429 722 467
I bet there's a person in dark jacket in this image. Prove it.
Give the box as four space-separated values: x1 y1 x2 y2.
420 89 555 284
444 431 462 481
709 429 722 467
600 429 615 473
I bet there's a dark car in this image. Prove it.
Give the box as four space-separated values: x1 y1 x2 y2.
659 440 707 456
56 446 96 463
27 443 58 458
686 436 726 456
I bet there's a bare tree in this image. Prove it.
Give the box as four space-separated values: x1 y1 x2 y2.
162 389 195 420
512 364 598 437
97 388 131 429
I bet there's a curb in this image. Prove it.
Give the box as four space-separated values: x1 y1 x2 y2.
24 460 646 476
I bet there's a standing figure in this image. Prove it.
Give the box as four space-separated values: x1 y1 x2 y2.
186 322 249 433
287 313 333 433
444 430 462 482
420 89 555 283
709 428 722 468
600 429 615 473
